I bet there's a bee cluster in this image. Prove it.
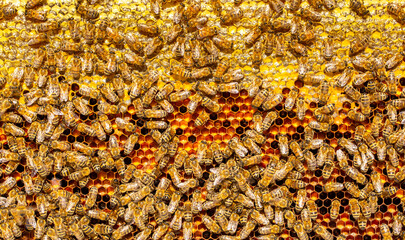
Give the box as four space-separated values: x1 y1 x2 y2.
1 0 405 239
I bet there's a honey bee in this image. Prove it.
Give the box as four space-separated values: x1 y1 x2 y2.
170 64 192 79
350 0 370 17
262 93 283 111
172 36 185 58
79 52 94 75
25 9 47 21
145 36 163 57
182 0 200 19
166 90 190 103
314 224 333 240
105 25 124 47
305 200 317 220
181 221 193 240
138 22 159 37
276 207 290 228
98 83 119 103
323 0 336 9
77 4 99 19
1 112 22 124
327 199 340 220
123 34 143 55
83 186 98 210
383 185 398 198
4 123 25 137
308 120 330 132
32 48 46 69
28 32 48 46
334 67 354 88
244 26 262 46
362 132 377 151
121 133 138 156
289 40 308 57
207 35 232 53
337 138 358 156
187 18 207 34
348 198 362 220
52 50 67 73
32 218 47 240
352 56 376 72
386 51 405 70
154 83 174 101
251 88 269 108
291 221 308 240
38 20 60 34
163 25 181 45
68 167 91 181
148 223 168 240
104 51 118 75
358 200 371 219
66 17 81 41
93 43 110 62
260 33 274 57
324 60 346 75
190 67 211 80
68 56 82 79
209 60 229 81
317 80 331 105
383 162 396 182
201 215 221 234
285 87 299 111
347 109 366 122
386 145 399 169
324 182 344 193
358 94 371 117
380 224 392 240
25 0 44 8
76 123 96 137
115 117 136 133
305 0 322 9
387 3 405 24
291 95 307 121
349 36 369 58
62 41 83 53
285 178 306 189
370 90 388 102
291 141 305 161
220 7 243 25
392 213 403 236
0 222 15 240
302 73 324 87
112 224 133 240
300 7 322 22
35 67 48 89
201 39 221 59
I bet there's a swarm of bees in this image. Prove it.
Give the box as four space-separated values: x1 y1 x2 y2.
1 0 405 239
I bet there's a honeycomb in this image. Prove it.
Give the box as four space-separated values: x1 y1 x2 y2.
1 0 405 239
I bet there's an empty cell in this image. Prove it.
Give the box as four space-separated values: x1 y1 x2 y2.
223 120 231 128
